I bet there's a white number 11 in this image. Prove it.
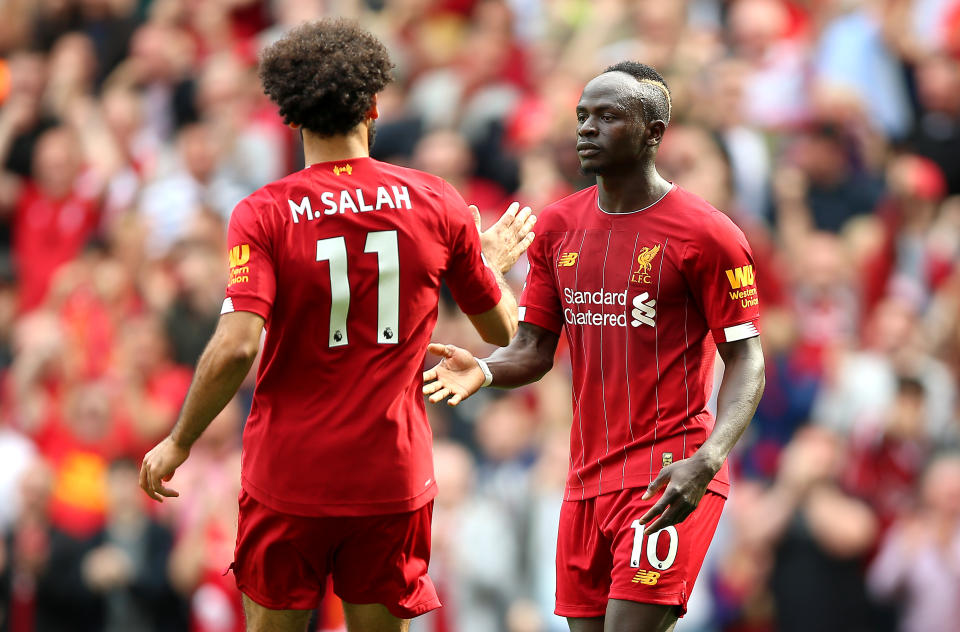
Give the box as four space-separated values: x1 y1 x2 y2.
316 230 400 347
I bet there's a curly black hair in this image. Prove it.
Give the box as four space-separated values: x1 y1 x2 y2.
604 61 672 126
259 19 394 137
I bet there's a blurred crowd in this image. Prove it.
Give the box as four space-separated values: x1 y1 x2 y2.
2 0 960 631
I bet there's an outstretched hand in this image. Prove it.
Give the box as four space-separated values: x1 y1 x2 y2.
139 436 189 502
638 454 718 535
422 343 485 406
473 202 536 274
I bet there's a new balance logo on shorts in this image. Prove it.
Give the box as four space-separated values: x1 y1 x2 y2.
631 570 660 585
631 292 656 327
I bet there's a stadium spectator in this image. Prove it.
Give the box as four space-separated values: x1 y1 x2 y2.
908 52 960 195
411 129 508 227
813 0 914 138
12 126 101 313
843 376 930 530
13 457 105 632
778 121 885 234
728 0 810 130
138 122 247 253
813 294 957 445
83 458 185 632
737 427 884 632
427 439 522 632
868 453 960 632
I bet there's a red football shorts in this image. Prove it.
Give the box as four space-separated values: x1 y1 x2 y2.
555 488 725 618
233 489 441 618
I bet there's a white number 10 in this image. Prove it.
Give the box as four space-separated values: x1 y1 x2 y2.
316 230 400 347
629 520 679 570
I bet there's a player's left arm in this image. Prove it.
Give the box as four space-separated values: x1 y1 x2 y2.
139 310 264 502
640 211 765 534
639 336 765 534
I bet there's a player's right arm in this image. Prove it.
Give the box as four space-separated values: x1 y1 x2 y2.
426 209 561 404
139 310 263 501
466 269 517 347
423 322 559 405
140 194 276 502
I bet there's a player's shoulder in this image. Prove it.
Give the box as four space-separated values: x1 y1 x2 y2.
368 159 447 198
238 166 318 206
537 185 597 231
230 178 286 223
669 185 746 240
368 159 466 223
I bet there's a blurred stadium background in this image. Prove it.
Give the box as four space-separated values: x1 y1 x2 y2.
1 0 960 631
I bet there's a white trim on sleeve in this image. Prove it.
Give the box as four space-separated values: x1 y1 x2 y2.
723 321 759 342
221 298 235 314
518 306 527 320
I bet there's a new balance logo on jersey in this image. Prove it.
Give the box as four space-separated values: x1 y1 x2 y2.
333 164 353 176
631 570 660 585
558 252 579 267
725 265 755 289
631 292 656 328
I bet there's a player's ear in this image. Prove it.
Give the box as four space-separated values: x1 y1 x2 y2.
367 93 380 121
646 120 666 147
288 121 301 130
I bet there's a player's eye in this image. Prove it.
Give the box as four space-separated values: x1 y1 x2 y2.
601 113 615 122
576 113 587 123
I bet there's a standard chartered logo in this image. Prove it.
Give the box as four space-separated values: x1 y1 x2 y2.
631 292 657 327
562 288 657 328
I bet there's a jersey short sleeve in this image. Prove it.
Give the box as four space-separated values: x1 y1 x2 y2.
682 213 760 343
441 181 502 315
518 231 564 335
223 196 276 321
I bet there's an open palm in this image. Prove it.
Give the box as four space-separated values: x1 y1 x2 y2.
473 202 536 274
422 343 485 406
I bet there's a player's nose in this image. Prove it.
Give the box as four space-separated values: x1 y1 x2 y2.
578 118 599 137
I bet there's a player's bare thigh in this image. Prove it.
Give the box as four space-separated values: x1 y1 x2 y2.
242 596 410 632
242 594 312 632
342 601 411 632
567 600 678 632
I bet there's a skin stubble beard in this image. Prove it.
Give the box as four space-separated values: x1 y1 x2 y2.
579 163 601 176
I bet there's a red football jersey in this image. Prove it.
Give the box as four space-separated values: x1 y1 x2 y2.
519 184 760 501
223 157 501 516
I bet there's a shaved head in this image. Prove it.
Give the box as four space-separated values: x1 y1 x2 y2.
581 72 646 112
603 61 672 126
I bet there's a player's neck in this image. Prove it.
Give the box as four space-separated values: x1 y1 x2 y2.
301 125 370 166
595 163 671 214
